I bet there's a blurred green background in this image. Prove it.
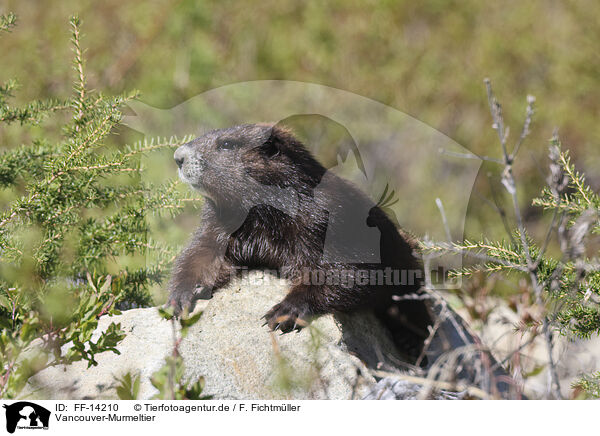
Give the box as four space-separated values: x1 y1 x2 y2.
1 0 598 259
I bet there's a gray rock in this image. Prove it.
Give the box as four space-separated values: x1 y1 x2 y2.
24 307 176 399
23 272 512 400
23 273 395 399
178 272 385 399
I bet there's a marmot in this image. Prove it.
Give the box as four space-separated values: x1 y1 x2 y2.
168 123 433 363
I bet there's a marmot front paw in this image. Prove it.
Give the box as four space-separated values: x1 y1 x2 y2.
263 300 310 333
167 286 211 316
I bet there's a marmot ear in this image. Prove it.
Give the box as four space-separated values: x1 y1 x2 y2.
260 126 287 158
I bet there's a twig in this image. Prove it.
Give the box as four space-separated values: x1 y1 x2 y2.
372 369 491 400
510 95 535 161
533 209 562 269
484 79 562 399
486 172 518 245
439 149 504 164
415 296 444 368
435 198 452 243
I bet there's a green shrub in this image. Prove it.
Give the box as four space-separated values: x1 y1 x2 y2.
0 14 194 398
425 81 600 399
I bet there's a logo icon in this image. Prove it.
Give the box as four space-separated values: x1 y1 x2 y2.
3 402 50 433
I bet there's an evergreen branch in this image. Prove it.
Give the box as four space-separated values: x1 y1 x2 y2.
122 135 195 158
558 148 597 208
0 13 16 33
47 204 79 222
0 79 18 106
69 164 141 173
70 15 86 126
0 210 20 229
574 372 600 398
1 243 23 259
0 141 56 187
0 191 40 229
448 263 517 278
460 241 521 259
63 109 119 165
0 99 71 125
421 239 528 272
532 196 581 213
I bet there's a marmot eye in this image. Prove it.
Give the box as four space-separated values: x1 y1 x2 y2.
216 138 241 150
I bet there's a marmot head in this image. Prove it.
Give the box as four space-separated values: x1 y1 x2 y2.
174 123 326 209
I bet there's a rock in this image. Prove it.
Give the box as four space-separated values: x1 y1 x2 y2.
24 307 176 400
178 272 390 399
23 272 512 400
24 273 394 399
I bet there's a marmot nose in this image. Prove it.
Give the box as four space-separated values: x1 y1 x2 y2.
174 148 186 169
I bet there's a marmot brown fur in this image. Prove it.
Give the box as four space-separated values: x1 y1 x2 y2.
168 123 433 364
